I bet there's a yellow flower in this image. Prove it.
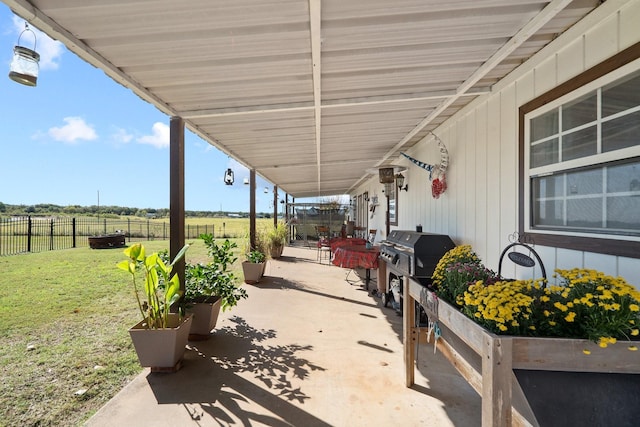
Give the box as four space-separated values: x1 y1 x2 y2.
631 329 639 336
553 302 568 312
564 312 576 322
540 296 550 302
549 321 556 326
629 346 638 351
598 341 608 348
582 349 591 355
630 304 639 312
498 324 508 332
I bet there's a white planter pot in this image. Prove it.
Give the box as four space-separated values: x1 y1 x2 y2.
128 313 192 369
242 261 265 284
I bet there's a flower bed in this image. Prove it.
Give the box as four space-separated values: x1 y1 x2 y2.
431 245 640 350
404 245 640 426
404 281 640 427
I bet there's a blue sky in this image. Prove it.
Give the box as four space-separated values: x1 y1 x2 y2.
0 6 294 213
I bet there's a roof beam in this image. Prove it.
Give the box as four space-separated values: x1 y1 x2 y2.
378 0 575 165
309 0 322 194
181 88 490 119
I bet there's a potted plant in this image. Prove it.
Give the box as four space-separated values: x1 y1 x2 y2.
118 243 192 371
182 234 248 339
266 221 288 259
242 249 266 284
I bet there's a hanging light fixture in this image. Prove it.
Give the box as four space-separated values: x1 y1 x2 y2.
396 173 408 191
243 177 249 185
9 22 40 87
223 168 234 185
264 187 269 194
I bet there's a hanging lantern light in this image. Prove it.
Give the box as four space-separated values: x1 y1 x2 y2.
223 168 234 185
243 177 249 185
9 23 40 87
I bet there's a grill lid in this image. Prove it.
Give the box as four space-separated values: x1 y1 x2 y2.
381 230 455 278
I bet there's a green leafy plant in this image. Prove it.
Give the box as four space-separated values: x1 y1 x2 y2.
246 249 266 263
183 234 247 311
266 221 288 250
118 243 189 329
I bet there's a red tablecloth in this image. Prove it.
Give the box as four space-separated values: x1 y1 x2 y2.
328 237 367 253
332 245 380 270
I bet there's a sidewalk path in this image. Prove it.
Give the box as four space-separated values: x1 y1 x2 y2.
85 246 480 426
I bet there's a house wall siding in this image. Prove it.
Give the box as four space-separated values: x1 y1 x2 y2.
361 0 640 286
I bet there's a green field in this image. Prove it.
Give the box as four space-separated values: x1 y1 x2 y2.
0 236 247 427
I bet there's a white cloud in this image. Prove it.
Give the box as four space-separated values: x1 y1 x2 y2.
137 122 169 149
12 17 64 71
48 117 98 143
111 127 133 144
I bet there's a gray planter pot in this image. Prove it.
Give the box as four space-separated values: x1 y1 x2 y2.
242 261 265 284
187 297 222 338
128 313 192 370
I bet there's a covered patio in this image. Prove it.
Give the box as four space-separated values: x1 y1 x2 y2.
4 1 640 425
84 245 481 426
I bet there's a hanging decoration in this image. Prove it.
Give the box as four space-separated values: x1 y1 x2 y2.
401 131 449 199
223 168 234 185
9 22 40 87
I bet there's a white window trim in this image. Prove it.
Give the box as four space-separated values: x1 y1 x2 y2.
523 58 640 242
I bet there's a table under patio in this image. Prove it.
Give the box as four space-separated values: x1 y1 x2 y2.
85 244 480 426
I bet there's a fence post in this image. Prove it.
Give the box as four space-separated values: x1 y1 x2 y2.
72 217 77 248
147 219 150 240
50 218 54 250
127 218 131 242
27 216 32 253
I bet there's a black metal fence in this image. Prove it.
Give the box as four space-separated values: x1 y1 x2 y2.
0 216 220 256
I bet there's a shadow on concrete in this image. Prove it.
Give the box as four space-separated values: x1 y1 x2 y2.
146 316 331 426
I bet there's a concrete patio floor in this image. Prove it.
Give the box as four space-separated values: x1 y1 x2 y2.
85 245 481 426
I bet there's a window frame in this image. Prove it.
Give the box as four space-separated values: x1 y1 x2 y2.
518 41 640 259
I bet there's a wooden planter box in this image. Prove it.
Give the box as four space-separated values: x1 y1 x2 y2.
88 233 125 249
404 279 640 427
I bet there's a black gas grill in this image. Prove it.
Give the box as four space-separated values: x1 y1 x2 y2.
379 230 455 310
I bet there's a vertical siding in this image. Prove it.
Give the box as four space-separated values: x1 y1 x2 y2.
474 103 489 261
385 0 640 287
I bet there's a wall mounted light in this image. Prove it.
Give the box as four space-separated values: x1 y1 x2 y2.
223 168 234 185
9 23 40 87
396 173 408 191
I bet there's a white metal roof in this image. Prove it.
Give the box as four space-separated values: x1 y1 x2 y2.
3 0 599 198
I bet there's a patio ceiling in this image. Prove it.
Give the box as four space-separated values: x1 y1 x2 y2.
4 0 599 198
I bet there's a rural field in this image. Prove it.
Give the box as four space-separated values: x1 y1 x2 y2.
0 217 273 427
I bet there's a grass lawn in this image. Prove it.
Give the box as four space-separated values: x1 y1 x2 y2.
0 237 246 426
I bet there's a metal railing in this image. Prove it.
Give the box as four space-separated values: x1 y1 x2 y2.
0 216 221 256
